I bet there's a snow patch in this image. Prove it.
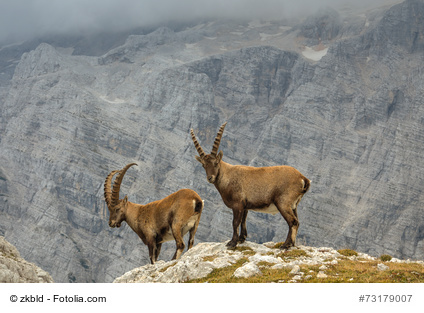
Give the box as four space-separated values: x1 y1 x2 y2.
99 96 126 104
302 46 328 61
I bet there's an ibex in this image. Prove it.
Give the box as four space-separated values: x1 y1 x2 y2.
191 122 310 250
104 163 204 264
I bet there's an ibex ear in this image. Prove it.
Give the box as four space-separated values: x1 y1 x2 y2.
123 195 128 205
195 155 203 164
217 150 223 162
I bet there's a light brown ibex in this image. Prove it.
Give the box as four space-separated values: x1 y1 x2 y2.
104 163 204 264
191 122 310 250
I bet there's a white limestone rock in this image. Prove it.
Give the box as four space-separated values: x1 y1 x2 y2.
317 271 328 279
377 263 390 271
233 262 262 278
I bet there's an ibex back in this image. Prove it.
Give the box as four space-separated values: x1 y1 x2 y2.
104 163 204 263
191 123 310 249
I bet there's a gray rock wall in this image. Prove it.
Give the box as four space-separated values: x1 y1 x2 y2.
0 0 423 282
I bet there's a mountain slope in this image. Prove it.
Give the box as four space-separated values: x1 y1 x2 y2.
1 0 423 283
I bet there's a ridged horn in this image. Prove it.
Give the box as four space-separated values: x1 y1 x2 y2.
111 163 138 207
190 129 206 158
211 122 227 156
104 169 119 209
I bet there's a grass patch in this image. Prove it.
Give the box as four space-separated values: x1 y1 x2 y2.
159 263 176 273
338 249 358 257
380 254 393 262
233 246 255 256
257 261 276 268
187 258 295 283
186 258 424 283
202 255 219 262
277 249 308 259
272 242 285 249
187 258 250 283
301 260 424 283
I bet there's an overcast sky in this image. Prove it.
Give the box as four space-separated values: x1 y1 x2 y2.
0 0 396 44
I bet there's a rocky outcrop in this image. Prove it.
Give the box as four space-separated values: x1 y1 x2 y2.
0 236 53 283
363 0 424 54
297 7 343 44
113 241 415 283
1 0 423 283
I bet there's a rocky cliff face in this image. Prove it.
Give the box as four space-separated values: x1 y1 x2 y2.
1 0 423 283
0 236 53 283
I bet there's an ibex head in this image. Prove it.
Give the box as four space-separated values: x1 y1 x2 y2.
191 122 227 184
104 163 137 228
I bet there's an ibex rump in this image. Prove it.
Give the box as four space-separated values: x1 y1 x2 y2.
191 123 310 249
104 163 204 264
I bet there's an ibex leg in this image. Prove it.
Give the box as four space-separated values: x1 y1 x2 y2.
155 243 162 262
147 241 158 264
187 217 200 250
227 207 244 249
238 210 248 243
276 202 299 250
171 224 185 260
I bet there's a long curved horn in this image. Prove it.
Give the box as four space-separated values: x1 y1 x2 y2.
211 122 227 156
190 129 206 158
111 163 138 207
104 169 119 209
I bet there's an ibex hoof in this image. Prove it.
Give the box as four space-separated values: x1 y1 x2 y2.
279 243 294 250
226 240 237 249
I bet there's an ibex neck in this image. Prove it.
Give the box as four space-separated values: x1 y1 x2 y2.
123 202 143 232
215 161 232 188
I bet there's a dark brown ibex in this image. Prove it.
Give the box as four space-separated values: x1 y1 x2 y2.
191 122 310 249
104 163 204 264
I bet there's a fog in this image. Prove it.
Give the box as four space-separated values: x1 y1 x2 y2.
0 0 397 44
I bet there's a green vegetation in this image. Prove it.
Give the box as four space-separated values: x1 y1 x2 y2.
202 255 219 262
277 248 308 259
380 254 393 262
188 258 251 283
186 246 424 283
337 249 359 257
272 242 285 249
187 258 424 283
233 246 256 256
159 263 177 273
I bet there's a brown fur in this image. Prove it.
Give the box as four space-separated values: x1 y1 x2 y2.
191 123 310 249
104 163 204 264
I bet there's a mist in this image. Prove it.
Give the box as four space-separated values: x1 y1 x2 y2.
0 0 397 45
